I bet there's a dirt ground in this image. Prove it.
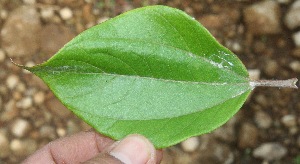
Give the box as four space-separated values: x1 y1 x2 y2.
0 0 299 163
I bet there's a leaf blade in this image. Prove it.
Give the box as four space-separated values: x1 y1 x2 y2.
26 5 251 148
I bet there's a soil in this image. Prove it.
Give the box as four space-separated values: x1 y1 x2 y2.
0 0 299 163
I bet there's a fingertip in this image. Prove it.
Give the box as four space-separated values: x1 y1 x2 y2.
109 134 156 164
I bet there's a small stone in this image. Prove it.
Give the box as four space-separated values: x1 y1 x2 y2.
284 0 300 30
0 131 10 158
289 61 300 73
0 49 5 62
281 114 297 128
59 7 73 20
244 1 281 35
292 31 300 47
10 139 37 157
57 128 66 137
23 0 36 5
181 137 199 152
11 118 31 137
264 60 278 76
6 74 19 89
238 123 258 148
33 91 45 105
16 82 26 93
1 6 41 57
213 115 239 143
1 100 18 122
40 125 56 139
16 97 33 109
0 10 8 20
248 69 261 81
40 24 75 56
253 143 287 161
197 135 234 163
40 7 55 20
255 111 272 129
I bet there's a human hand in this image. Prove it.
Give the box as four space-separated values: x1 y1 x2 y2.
22 131 163 164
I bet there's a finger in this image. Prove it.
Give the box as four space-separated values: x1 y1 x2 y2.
22 131 114 164
83 134 162 164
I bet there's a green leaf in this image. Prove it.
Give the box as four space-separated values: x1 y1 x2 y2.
24 5 252 148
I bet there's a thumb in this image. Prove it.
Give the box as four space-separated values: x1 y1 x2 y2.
83 134 159 164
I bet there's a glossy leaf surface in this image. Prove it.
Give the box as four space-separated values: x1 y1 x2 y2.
26 5 252 148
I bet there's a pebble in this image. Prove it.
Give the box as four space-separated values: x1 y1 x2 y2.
264 60 278 76
253 142 287 161
181 137 199 152
59 7 73 20
289 61 300 73
213 116 238 143
292 31 300 47
248 69 261 81
0 49 5 62
198 135 234 163
57 127 66 137
0 6 41 57
0 131 10 158
243 1 281 35
1 100 18 122
16 82 26 93
10 139 37 157
40 7 55 20
23 0 36 5
40 24 75 56
16 97 33 109
0 10 8 20
281 114 297 128
11 118 31 137
6 74 19 89
33 91 45 105
284 0 300 30
254 111 272 129
39 125 56 139
238 122 258 148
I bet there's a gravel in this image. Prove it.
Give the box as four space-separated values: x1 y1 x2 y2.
254 111 272 129
281 114 297 128
289 61 300 73
11 118 31 138
238 122 258 148
59 7 73 20
6 74 19 90
243 0 281 35
253 142 287 161
292 31 300 47
181 137 199 152
0 6 41 58
284 0 300 30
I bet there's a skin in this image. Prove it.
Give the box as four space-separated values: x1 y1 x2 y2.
22 130 163 164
